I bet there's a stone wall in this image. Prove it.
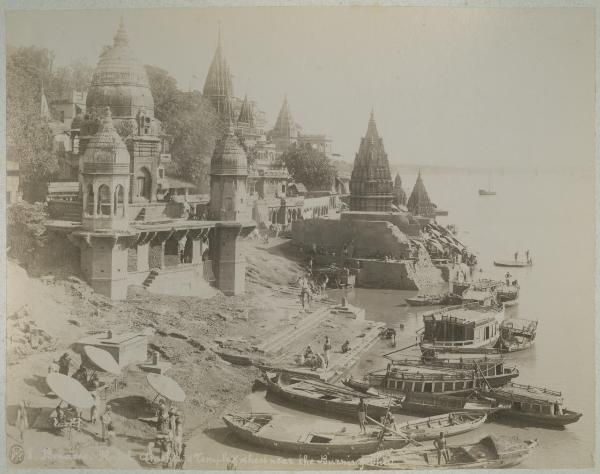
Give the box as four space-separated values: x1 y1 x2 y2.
292 218 411 259
356 260 418 290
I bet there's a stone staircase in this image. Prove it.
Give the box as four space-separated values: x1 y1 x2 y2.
256 305 330 357
142 269 160 289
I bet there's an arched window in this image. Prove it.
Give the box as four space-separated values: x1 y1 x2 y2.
114 184 125 217
86 184 94 215
98 185 111 216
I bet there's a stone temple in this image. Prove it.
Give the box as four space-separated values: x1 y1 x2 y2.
46 21 254 300
293 111 444 290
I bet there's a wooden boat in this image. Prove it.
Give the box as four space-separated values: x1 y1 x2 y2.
396 354 519 388
494 260 532 268
406 294 444 306
397 411 487 440
222 413 410 458
344 378 508 416
418 304 502 354
478 189 496 196
485 382 582 427
495 284 519 303
263 372 404 420
495 319 537 352
358 435 538 470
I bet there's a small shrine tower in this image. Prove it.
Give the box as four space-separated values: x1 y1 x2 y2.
209 122 252 296
81 107 130 231
209 122 250 222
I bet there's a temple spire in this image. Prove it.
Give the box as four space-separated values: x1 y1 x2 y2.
113 16 129 47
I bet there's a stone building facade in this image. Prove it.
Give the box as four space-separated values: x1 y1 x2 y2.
46 20 253 300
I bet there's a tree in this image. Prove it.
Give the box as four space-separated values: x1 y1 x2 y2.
145 66 224 193
6 46 59 202
282 144 337 191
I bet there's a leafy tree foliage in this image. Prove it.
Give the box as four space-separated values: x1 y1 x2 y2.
7 202 48 267
282 144 337 191
6 46 59 202
146 65 224 193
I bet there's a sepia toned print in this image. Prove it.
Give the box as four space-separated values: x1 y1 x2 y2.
3 4 596 471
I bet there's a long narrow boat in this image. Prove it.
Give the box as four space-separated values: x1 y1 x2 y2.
495 319 537 352
263 372 404 420
406 295 443 306
485 383 582 427
222 413 410 458
397 411 487 440
358 435 538 470
494 260 532 268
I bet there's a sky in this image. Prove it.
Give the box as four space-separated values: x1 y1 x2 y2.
5 6 596 171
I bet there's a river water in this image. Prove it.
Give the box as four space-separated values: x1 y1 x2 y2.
190 171 595 469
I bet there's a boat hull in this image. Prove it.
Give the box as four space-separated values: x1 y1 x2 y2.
496 409 582 427
264 374 402 420
359 437 537 470
223 414 409 458
494 260 532 268
398 412 487 440
420 333 501 354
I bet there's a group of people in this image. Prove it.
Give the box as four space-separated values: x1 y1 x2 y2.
146 399 185 468
301 336 351 370
514 249 532 264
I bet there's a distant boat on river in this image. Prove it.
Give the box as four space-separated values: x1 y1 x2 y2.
479 174 496 195
494 260 532 268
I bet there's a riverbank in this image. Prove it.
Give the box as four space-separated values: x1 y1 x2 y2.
5 237 386 468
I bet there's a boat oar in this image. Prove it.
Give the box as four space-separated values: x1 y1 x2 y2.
383 342 419 359
366 415 423 447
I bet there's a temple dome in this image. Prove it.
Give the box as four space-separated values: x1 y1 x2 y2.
82 107 130 172
86 19 154 119
210 122 248 176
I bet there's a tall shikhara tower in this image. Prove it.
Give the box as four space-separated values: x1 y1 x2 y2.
349 111 394 212
203 27 235 121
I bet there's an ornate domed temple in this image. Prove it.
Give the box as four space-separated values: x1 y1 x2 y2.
46 20 254 300
79 19 170 205
349 111 394 212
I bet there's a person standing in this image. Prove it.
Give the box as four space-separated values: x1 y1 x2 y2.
357 397 367 433
101 405 112 442
90 392 101 424
514 251 519 262
434 432 449 465
58 353 71 376
16 400 29 443
323 336 332 368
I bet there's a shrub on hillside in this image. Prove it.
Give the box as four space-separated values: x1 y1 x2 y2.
7 202 80 276
7 202 48 268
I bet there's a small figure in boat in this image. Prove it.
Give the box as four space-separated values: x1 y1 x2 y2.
505 272 512 285
341 340 351 353
448 413 455 426
526 249 530 262
304 346 313 359
434 432 449 465
382 412 397 432
514 251 519 262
